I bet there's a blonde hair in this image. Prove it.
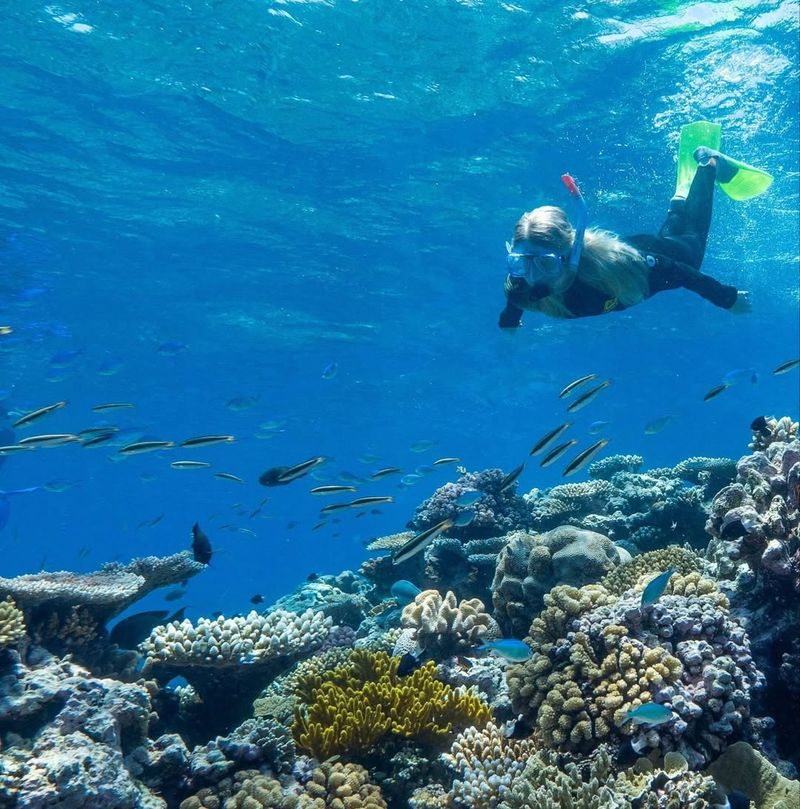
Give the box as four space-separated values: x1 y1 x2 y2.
512 206 649 318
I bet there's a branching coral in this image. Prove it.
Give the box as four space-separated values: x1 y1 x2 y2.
443 722 536 807
600 547 704 595
366 531 415 551
0 597 26 647
292 651 492 760
301 761 388 808
507 580 761 767
396 589 500 658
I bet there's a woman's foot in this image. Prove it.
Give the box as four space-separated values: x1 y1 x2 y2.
693 146 738 183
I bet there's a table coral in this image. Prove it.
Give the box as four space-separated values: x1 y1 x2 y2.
292 650 492 760
507 579 763 767
492 526 623 636
397 589 500 658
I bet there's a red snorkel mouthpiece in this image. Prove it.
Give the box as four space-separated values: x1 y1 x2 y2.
560 173 588 269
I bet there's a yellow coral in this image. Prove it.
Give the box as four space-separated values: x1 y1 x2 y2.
293 651 491 760
0 597 26 647
301 761 387 808
601 547 702 595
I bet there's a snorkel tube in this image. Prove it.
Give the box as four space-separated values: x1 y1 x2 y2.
561 174 587 270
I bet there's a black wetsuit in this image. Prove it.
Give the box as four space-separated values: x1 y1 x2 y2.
498 164 738 328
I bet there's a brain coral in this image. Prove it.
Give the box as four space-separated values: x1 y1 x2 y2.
507 578 762 767
292 650 491 760
492 526 623 636
397 589 500 658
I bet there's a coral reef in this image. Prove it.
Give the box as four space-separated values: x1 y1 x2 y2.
395 589 500 658
301 760 388 808
600 546 704 595
0 647 161 808
749 416 798 452
292 650 492 760
492 526 623 636
409 469 533 539
507 577 763 767
524 455 733 551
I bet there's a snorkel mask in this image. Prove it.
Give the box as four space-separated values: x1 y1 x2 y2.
505 174 588 295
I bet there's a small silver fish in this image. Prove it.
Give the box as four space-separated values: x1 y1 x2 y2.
562 439 609 477
348 495 394 507
17 433 79 447
703 383 729 402
432 457 461 465
120 440 175 455
566 380 611 413
92 403 135 413
13 400 67 428
311 485 358 495
0 444 36 456
392 518 454 565
539 439 577 468
773 358 800 375
558 373 597 399
180 435 235 448
499 463 525 493
214 472 245 484
530 422 571 456
370 467 403 479
170 460 212 470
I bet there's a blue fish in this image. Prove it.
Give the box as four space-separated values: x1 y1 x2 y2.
588 420 611 435
641 568 675 607
456 490 482 507
453 509 475 528
723 368 759 386
321 362 338 380
390 580 421 602
478 639 532 662
624 702 675 727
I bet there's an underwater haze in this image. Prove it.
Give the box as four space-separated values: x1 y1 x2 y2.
1 0 798 617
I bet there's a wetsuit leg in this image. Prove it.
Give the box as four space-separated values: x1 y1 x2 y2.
656 163 716 268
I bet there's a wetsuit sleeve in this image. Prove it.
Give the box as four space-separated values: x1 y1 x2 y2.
648 259 738 309
499 300 524 328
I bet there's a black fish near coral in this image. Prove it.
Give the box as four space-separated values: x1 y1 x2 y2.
562 438 609 477
191 522 213 564
498 463 524 493
392 518 454 565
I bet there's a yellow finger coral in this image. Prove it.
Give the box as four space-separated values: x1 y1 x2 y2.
600 547 702 595
293 651 492 760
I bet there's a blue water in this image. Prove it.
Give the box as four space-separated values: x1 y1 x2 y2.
1 1 798 616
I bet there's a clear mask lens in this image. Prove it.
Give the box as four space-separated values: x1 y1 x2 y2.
506 244 564 284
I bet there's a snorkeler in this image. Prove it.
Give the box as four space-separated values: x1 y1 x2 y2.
498 121 773 328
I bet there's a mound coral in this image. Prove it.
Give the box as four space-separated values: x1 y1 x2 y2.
0 597 26 647
395 589 500 658
507 578 762 767
492 526 623 635
292 650 492 760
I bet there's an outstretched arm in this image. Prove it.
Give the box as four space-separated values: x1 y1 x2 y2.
648 259 739 309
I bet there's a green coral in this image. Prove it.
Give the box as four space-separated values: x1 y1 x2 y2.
292 650 492 760
0 597 26 647
600 547 703 595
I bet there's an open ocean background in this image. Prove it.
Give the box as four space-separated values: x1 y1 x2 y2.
0 0 797 619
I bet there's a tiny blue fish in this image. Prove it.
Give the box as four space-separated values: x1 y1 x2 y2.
400 473 423 486
624 702 675 726
322 362 338 380
588 420 612 435
478 639 532 662
723 367 759 386
456 490 482 507
453 509 475 528
641 568 675 607
390 580 421 602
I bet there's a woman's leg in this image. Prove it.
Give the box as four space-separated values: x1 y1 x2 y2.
656 163 716 268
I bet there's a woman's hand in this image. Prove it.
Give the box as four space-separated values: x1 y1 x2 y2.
730 290 752 314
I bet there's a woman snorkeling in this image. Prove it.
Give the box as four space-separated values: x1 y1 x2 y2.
498 121 772 329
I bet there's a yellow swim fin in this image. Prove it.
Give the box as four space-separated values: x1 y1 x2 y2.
675 121 721 199
714 154 773 200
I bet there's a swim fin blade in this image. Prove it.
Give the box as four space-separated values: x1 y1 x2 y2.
715 154 773 200
675 120 721 198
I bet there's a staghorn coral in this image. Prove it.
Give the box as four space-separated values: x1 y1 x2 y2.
292 650 492 760
600 547 704 595
396 589 500 658
492 526 623 636
300 760 387 809
0 597 26 647
409 469 533 539
443 721 536 807
507 580 762 767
